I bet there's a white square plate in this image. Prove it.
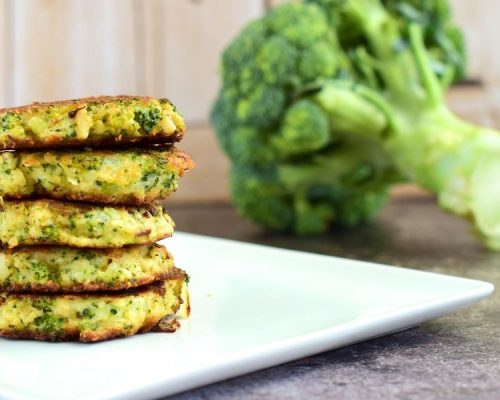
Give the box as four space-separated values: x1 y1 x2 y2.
0 232 493 400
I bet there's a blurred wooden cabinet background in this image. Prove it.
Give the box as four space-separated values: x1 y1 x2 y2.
0 0 498 203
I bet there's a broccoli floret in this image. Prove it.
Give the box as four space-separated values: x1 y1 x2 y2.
293 198 336 235
211 90 236 154
222 19 267 93
236 86 285 129
231 165 335 234
213 0 500 250
271 100 331 158
231 160 390 235
298 41 338 82
212 2 348 164
268 2 330 48
334 189 388 228
229 127 276 166
231 138 395 235
257 36 298 85
231 165 293 232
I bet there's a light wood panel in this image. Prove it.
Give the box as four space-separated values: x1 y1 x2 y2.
446 85 496 128
138 0 264 124
267 0 286 6
0 0 9 105
451 0 500 84
3 0 138 108
0 0 265 124
168 125 230 204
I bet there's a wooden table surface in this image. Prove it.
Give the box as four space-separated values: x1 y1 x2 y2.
164 197 500 399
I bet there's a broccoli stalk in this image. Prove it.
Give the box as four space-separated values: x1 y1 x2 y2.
324 1 500 248
213 0 500 249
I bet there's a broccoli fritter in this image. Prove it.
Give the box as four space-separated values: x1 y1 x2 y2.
0 199 175 248
0 244 175 292
0 146 194 204
0 270 190 342
0 96 186 150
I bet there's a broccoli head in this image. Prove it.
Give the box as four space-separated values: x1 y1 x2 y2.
213 0 500 250
212 2 351 165
213 1 396 234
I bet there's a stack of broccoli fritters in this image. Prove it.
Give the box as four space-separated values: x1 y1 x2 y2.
0 97 194 342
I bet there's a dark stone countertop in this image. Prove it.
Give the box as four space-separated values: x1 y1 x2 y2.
165 197 500 400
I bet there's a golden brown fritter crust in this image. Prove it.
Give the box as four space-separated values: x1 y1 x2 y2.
0 147 195 205
1 273 171 294
0 318 165 342
4 268 187 298
0 96 186 150
0 270 190 342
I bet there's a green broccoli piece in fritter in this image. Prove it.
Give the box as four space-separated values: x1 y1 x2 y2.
134 108 161 133
1 112 21 132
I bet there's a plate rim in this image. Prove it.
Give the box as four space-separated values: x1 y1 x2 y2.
85 279 493 400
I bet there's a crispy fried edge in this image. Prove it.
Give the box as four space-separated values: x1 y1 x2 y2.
0 272 170 293
1 95 167 113
0 269 189 342
0 96 185 150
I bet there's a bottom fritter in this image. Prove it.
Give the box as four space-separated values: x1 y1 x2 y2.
0 269 190 342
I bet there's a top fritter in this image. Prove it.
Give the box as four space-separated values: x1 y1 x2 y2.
0 96 186 150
